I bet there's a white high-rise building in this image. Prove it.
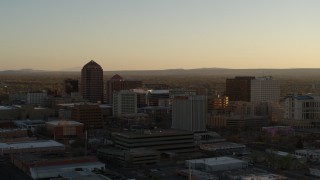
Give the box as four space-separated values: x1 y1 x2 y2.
172 95 207 132
250 76 280 103
113 90 137 117
27 91 47 106
284 95 320 120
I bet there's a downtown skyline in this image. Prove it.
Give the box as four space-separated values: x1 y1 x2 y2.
1 0 320 71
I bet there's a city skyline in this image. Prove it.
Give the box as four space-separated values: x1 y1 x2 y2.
1 0 320 71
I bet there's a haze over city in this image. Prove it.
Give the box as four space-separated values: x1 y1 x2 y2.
3 1 320 180
1 0 320 71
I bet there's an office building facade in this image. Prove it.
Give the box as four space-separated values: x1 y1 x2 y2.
71 103 103 128
106 74 142 104
250 76 280 103
226 76 255 102
172 95 207 132
80 60 104 103
113 90 137 117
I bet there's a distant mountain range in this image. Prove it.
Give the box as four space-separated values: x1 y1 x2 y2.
1 68 320 77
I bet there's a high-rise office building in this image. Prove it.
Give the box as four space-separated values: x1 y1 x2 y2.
27 91 48 106
147 90 170 107
172 95 207 132
64 79 79 95
106 74 142 104
250 76 280 103
80 60 104 103
226 76 255 102
113 90 137 117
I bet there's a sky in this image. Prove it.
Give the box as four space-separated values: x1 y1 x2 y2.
1 0 320 71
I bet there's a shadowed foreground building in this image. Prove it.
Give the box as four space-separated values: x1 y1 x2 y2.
12 155 105 180
112 129 195 153
71 104 103 128
81 60 104 103
46 120 84 139
172 95 207 132
98 147 160 167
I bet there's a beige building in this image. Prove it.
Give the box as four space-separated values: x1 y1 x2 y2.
46 120 84 139
113 90 137 118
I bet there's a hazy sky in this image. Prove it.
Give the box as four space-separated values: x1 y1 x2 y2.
1 0 320 71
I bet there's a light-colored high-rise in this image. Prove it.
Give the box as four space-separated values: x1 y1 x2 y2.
172 95 207 132
113 90 137 117
284 95 320 120
250 76 280 103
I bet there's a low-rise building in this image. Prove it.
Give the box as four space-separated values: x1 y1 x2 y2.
113 129 195 153
0 128 28 139
98 147 160 167
295 149 320 162
223 169 287 180
262 126 295 136
309 166 320 178
185 157 248 172
46 120 84 140
12 155 104 179
59 171 110 180
176 169 219 180
14 119 46 132
0 140 65 155
0 105 54 120
194 131 225 145
266 149 306 163
200 142 246 155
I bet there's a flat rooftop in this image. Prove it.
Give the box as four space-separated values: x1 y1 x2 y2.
200 142 246 150
296 149 320 154
60 171 109 180
57 103 100 108
14 120 45 125
186 156 247 166
225 169 287 180
0 128 27 133
0 140 65 150
46 120 83 126
99 147 159 155
140 106 169 110
0 106 18 110
114 129 193 138
148 90 169 94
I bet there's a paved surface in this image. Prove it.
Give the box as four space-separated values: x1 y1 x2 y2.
0 158 33 180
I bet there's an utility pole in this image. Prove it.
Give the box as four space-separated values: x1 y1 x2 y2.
85 128 88 157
